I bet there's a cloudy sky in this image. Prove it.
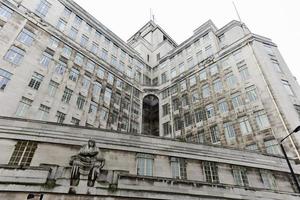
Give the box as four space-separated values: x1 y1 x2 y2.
74 0 300 81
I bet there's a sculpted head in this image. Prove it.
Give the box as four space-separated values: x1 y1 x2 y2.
88 139 96 148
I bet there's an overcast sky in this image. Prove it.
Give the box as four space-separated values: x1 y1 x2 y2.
74 0 300 82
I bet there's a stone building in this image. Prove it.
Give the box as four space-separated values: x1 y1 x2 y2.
1 0 300 199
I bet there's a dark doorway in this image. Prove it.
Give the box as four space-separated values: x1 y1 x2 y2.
142 94 159 136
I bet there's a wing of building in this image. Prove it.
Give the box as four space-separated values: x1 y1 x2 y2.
0 0 300 199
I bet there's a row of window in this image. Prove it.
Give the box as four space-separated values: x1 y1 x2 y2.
8 141 281 191
162 60 251 99
15 95 140 132
137 153 280 190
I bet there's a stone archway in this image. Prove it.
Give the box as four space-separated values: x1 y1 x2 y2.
142 94 159 136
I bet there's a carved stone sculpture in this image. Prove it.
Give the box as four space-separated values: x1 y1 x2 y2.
69 139 105 187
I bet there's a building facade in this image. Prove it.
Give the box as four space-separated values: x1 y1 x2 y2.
1 0 300 199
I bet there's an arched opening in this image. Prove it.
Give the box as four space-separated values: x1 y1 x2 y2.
142 94 159 136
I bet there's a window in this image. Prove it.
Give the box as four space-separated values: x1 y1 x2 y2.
82 76 90 90
97 67 105 79
48 36 59 49
186 129 205 143
295 105 300 119
238 61 250 81
184 113 192 127
8 141 37 166
69 68 79 82
174 117 182 131
112 44 118 55
225 73 236 88
95 31 102 39
180 80 187 91
218 99 228 113
56 19 67 31
17 28 35 46
74 53 84 65
199 69 207 81
103 88 112 105
210 125 220 144
28 72 43 90
163 122 171 136
156 53 160 61
37 104 50 120
55 60 67 75
99 107 109 123
203 161 219 183
231 93 243 108
170 157 187 179
206 104 214 118
56 111 66 123
15 97 32 117
104 37 110 47
74 15 82 26
255 111 270 130
187 57 194 68
111 56 117 67
4 46 25 65
69 27 78 39
264 140 281 155
137 153 153 176
210 64 218 76
203 33 209 41
189 75 196 86
179 62 184 74
213 78 222 93
85 60 95 72
91 42 99 54
76 94 85 110
39 52 52 68
62 7 72 18
0 4 13 20
120 50 126 60
191 90 200 103
35 0 51 17
222 58 230 69
71 117 80 126
182 94 189 107
260 170 277 190
232 166 249 187
246 144 258 151
171 67 176 79
233 50 242 61
202 84 210 98
116 79 123 90
100 49 108 60
107 73 114 85
80 35 89 47
161 72 168 84
62 45 72 58
61 87 73 103
0 68 12 90
172 98 180 111
162 104 170 116
224 122 236 140
205 45 213 57
239 117 252 135
272 59 282 73
246 85 258 102
281 80 294 96
85 23 92 32
194 108 206 123
196 50 203 61
48 80 59 97
92 82 102 97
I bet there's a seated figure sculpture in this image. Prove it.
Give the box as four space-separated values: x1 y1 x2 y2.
69 139 105 187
